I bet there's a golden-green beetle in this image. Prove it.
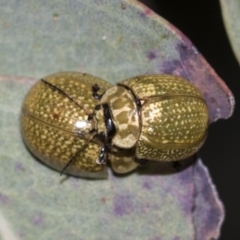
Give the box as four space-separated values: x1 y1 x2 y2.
21 72 209 178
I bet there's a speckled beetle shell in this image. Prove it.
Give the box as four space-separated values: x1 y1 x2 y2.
21 72 112 178
21 72 209 178
121 75 208 157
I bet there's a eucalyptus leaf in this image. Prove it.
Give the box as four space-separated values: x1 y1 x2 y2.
220 0 240 64
0 1 232 239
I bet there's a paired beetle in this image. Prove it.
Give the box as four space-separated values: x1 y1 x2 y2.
21 72 209 178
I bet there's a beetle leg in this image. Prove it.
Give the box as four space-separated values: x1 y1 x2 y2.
92 84 105 100
92 83 100 92
87 113 94 121
96 145 107 165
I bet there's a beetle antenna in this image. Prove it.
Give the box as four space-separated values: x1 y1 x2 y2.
41 79 92 115
60 132 96 175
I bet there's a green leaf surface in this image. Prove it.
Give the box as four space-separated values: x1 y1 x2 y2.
220 0 240 64
0 1 230 239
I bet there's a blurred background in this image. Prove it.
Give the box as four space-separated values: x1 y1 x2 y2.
140 1 240 239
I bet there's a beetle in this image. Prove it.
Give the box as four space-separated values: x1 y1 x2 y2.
21 72 209 178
